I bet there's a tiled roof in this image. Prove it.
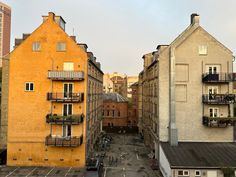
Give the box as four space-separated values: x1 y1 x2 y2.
161 142 236 168
103 93 128 102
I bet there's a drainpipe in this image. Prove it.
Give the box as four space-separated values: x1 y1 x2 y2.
169 47 178 146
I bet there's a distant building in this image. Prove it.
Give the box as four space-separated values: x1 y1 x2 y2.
103 74 113 93
109 72 127 97
139 14 236 177
128 82 138 127
0 2 11 59
6 12 103 167
0 1 11 150
102 93 128 129
127 76 138 98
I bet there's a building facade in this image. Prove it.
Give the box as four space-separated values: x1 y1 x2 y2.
103 73 113 93
139 14 236 177
7 12 103 167
102 93 128 129
127 76 138 98
0 1 11 150
128 82 138 127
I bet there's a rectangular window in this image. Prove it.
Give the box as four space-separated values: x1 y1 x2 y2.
63 62 74 71
25 82 34 91
32 42 41 51
199 45 208 55
56 42 66 51
209 108 219 117
195 170 201 177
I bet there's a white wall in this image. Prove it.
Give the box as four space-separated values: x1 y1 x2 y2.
159 145 172 177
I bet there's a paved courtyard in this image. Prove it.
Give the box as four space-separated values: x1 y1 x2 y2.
0 134 162 177
102 134 162 177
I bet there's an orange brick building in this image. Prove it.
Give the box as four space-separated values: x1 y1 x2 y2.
7 12 103 167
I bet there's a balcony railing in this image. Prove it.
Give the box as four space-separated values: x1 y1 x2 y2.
202 116 236 128
47 93 84 102
202 73 236 83
48 71 84 81
46 114 84 124
45 135 83 147
202 94 235 104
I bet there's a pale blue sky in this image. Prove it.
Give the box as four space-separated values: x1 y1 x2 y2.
3 0 236 75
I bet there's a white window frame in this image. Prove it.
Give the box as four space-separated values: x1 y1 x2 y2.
195 170 201 177
206 65 220 74
209 107 219 118
199 45 208 55
208 86 219 95
62 125 72 137
56 42 66 51
25 82 34 91
178 170 189 177
32 42 41 51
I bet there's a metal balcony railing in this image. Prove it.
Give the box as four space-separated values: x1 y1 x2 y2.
202 116 236 128
202 73 236 83
46 114 84 124
202 94 235 104
48 71 84 81
47 92 84 102
45 135 83 147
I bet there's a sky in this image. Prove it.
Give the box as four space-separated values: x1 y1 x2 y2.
3 0 236 75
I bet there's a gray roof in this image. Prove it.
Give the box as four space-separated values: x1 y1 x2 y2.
161 142 236 169
103 93 128 102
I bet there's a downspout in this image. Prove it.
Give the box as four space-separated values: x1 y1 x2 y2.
169 47 178 146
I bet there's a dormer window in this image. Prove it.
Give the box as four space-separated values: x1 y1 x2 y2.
56 42 66 51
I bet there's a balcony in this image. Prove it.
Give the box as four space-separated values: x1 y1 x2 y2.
202 94 235 104
202 73 236 83
45 135 83 147
47 93 84 103
46 114 84 125
48 71 84 81
202 116 236 128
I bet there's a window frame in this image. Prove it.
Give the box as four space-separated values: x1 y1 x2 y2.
32 42 41 52
56 42 66 52
195 170 201 177
25 82 34 92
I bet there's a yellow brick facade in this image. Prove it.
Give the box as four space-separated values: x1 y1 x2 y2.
7 12 103 167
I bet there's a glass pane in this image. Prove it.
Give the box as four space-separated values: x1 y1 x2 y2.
26 83 29 91
68 104 72 115
63 104 67 116
209 67 212 74
30 83 34 91
64 84 68 98
67 125 71 136
63 125 67 137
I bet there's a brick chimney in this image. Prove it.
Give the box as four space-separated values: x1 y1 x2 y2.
191 13 200 25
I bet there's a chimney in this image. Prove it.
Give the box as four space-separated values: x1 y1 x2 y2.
191 13 200 25
48 12 55 21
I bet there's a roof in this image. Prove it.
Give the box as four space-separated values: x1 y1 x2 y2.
103 93 128 102
161 142 236 169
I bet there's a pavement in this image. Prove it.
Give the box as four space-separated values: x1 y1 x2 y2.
0 134 162 177
101 134 162 177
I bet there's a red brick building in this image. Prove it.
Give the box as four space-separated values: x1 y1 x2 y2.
102 93 128 128
128 82 138 127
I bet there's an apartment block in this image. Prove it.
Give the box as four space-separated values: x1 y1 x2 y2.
0 1 11 150
139 14 236 177
6 12 103 167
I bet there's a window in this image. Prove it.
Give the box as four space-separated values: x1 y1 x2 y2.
178 170 189 177
195 170 201 177
32 42 41 51
209 108 219 117
63 62 74 71
25 82 34 91
199 45 207 55
56 42 66 51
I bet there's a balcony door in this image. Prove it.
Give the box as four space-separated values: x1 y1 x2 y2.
64 83 73 98
209 108 219 118
208 86 218 95
63 62 74 71
206 65 219 74
63 104 72 137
